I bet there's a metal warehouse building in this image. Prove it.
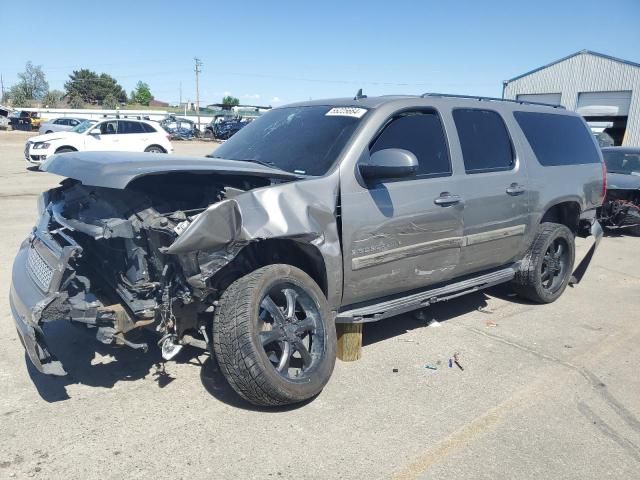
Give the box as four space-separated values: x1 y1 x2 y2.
503 50 640 146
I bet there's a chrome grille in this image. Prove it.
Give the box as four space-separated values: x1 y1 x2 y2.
24 142 31 160
27 246 54 291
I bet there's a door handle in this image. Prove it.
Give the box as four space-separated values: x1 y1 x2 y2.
506 183 525 196
434 193 462 206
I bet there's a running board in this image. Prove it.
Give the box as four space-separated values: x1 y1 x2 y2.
336 266 517 324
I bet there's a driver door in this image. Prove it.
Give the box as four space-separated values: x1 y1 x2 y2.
83 120 121 151
340 110 464 306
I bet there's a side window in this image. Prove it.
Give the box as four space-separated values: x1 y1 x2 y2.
99 121 118 135
69 119 79 127
54 118 66 125
453 109 514 173
142 122 157 133
118 121 145 134
370 111 451 177
513 111 601 166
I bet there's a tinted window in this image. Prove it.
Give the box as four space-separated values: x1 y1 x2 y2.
514 112 601 166
210 106 364 176
370 112 450 177
69 119 79 126
142 122 157 133
54 118 66 125
99 121 118 135
453 109 514 173
602 150 640 174
118 121 145 134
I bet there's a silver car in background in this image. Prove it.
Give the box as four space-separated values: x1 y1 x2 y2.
38 117 95 135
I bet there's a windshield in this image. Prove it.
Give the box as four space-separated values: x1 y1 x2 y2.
71 120 94 134
209 105 366 176
603 150 640 175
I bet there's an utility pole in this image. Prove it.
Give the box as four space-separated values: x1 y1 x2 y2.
194 57 202 130
0 74 4 101
179 81 182 108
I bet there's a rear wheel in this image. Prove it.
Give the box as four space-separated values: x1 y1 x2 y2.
213 264 336 407
144 145 165 153
512 222 575 303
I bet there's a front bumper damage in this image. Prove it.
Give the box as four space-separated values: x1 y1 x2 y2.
9 209 153 375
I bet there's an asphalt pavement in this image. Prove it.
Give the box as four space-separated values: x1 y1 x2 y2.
0 130 638 479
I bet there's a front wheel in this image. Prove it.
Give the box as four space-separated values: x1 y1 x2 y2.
213 264 336 407
512 222 575 303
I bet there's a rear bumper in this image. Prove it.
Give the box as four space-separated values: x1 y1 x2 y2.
571 217 603 284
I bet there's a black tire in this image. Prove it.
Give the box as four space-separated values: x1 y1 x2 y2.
628 225 640 236
45 130 53 134
213 264 336 407
144 145 165 153
55 147 76 154
512 222 575 304
203 129 214 140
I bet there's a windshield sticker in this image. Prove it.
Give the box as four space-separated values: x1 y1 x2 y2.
325 107 368 118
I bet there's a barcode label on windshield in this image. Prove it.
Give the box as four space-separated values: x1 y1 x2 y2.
325 107 368 118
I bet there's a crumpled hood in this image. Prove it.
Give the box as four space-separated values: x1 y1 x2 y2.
28 131 76 143
40 151 301 188
607 172 640 190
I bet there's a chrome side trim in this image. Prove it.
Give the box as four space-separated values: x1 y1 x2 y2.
351 237 463 271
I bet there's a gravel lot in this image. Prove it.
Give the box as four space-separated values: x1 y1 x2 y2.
1 130 639 479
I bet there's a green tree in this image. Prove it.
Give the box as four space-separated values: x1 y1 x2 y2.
68 92 84 109
42 89 64 108
8 84 29 107
16 61 49 101
132 81 152 105
222 95 240 107
103 93 118 110
65 69 127 105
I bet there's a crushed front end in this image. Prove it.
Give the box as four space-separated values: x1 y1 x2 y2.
9 174 269 375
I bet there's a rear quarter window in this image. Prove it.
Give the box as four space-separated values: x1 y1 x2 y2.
514 111 601 166
142 122 157 133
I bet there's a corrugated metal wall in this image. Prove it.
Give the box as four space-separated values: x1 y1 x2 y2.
503 52 640 146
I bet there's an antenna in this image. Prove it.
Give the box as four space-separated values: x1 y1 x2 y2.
354 88 367 100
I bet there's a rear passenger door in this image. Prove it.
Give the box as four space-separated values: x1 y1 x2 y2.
340 109 464 305
117 120 149 151
450 108 530 276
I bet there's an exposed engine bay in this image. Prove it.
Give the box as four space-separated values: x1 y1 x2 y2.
600 188 640 232
38 173 271 359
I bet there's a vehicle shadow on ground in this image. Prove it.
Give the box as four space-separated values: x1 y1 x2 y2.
26 286 528 407
198 356 316 412
25 321 203 403
363 284 533 346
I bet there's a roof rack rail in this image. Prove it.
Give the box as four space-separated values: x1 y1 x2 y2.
420 92 565 109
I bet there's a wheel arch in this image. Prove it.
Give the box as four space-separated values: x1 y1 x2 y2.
54 145 78 154
145 144 167 153
208 238 328 300
539 200 582 233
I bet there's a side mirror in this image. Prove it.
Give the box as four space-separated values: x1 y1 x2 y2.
359 148 418 181
89 128 101 135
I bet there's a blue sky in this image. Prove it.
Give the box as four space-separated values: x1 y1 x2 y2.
1 0 639 106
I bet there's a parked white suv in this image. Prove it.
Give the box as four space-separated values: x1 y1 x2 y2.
25 118 173 166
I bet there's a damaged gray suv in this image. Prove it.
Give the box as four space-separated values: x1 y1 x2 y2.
10 94 605 406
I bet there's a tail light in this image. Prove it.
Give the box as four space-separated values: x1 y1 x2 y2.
600 160 607 203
